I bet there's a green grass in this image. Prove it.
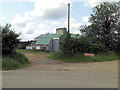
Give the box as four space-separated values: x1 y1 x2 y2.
49 52 118 62
2 57 21 70
2 52 30 70
17 49 50 54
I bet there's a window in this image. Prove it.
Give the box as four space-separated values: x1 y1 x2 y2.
40 46 46 50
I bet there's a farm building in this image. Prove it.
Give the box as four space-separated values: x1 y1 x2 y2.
26 43 35 50
35 34 61 51
26 28 80 51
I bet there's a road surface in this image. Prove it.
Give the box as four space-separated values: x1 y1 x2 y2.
2 53 118 88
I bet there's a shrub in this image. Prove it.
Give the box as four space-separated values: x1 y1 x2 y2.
11 52 28 64
2 53 30 70
88 43 107 54
59 33 73 56
2 24 20 55
60 34 109 56
2 57 21 70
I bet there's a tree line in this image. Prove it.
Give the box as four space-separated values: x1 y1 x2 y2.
60 2 120 56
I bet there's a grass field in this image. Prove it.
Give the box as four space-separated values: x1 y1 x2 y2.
17 49 50 54
49 52 118 62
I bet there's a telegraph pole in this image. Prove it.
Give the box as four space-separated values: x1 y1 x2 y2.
68 3 70 34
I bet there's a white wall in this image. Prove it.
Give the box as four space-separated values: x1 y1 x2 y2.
35 45 48 50
26 46 32 49
36 46 40 50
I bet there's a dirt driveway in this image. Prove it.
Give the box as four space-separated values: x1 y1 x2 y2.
20 53 118 74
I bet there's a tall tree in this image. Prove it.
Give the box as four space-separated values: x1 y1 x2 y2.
82 2 120 50
2 24 20 55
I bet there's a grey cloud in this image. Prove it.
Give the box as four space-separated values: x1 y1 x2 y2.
26 29 34 34
16 22 26 28
42 7 67 19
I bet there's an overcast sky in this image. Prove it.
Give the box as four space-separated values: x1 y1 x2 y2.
0 0 119 41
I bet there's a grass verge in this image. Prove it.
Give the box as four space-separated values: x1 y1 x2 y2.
2 52 30 70
49 52 118 62
17 49 49 54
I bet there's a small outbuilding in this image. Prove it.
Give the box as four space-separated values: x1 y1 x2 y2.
26 44 33 50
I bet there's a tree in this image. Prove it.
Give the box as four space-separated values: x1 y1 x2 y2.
80 2 119 51
2 24 20 55
90 2 119 50
59 32 73 55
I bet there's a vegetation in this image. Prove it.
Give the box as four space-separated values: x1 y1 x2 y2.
17 40 35 49
60 33 107 56
2 24 30 70
2 52 30 70
58 2 119 62
17 49 50 54
60 2 119 56
49 52 118 62
2 24 20 55
80 2 120 54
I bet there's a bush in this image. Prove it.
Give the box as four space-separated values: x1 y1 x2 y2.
2 53 30 70
59 33 74 56
2 57 21 70
60 34 108 56
88 43 107 54
11 52 28 64
2 24 20 55
17 44 22 49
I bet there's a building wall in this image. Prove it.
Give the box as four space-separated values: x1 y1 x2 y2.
56 28 66 35
48 39 53 51
26 46 32 49
53 38 59 51
56 29 63 35
48 38 60 51
36 46 40 50
35 45 48 51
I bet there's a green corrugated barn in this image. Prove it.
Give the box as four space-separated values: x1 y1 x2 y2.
33 28 66 51
26 28 80 51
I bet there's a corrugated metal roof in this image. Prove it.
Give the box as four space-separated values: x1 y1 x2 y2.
35 34 61 45
44 34 61 37
35 34 81 45
35 37 51 45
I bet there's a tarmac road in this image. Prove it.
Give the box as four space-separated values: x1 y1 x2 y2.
2 70 118 88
